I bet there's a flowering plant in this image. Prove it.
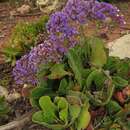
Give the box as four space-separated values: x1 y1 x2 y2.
13 0 125 85
12 0 130 130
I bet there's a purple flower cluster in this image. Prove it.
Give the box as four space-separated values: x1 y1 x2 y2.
63 0 90 24
29 40 62 67
46 12 78 53
13 0 126 85
13 40 62 85
63 0 126 25
91 1 126 24
13 54 37 85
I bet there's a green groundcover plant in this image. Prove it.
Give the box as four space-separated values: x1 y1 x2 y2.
0 96 10 117
2 16 49 65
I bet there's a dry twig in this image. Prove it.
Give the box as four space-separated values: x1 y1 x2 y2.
0 110 34 130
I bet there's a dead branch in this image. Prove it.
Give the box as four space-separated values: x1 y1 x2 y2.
13 12 42 17
0 110 34 130
0 12 42 20
121 26 130 30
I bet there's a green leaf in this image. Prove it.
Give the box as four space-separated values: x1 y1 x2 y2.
86 69 101 90
76 104 91 130
30 85 52 107
94 71 107 90
32 111 45 122
116 59 130 80
55 97 68 123
48 64 71 79
39 96 57 123
67 48 84 88
89 38 107 67
104 56 120 74
30 80 54 107
66 95 81 106
69 104 81 121
59 108 68 124
32 111 65 130
2 47 21 56
106 100 122 115
86 73 115 106
58 78 69 96
112 76 128 89
0 96 10 116
37 63 53 80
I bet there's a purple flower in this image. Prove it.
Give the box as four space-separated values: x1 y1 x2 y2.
63 0 126 25
91 1 126 24
13 40 62 85
47 11 78 53
29 40 62 67
63 0 89 24
13 54 37 85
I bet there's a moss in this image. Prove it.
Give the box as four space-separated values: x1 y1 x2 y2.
3 16 49 64
0 63 12 87
0 76 12 87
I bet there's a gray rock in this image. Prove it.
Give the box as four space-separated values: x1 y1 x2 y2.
108 34 130 59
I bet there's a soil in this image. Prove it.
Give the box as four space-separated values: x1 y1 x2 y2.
0 1 130 130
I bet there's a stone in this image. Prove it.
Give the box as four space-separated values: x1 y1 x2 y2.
0 86 8 97
36 0 66 13
10 10 17 16
108 34 130 59
17 4 31 15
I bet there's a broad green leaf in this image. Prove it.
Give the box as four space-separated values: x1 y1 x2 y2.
116 59 130 80
86 76 115 106
39 96 57 123
32 111 65 130
59 108 68 123
67 48 84 88
69 104 81 121
66 95 81 105
94 71 107 90
104 56 120 73
32 111 45 122
37 63 53 80
30 80 53 107
106 100 122 115
86 69 101 90
30 86 52 107
55 97 68 123
89 38 107 67
55 97 68 110
76 104 91 130
112 76 128 89
58 79 69 95
48 64 71 79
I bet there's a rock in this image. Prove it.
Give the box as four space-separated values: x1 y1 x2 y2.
17 4 31 15
7 92 21 102
0 86 21 102
108 34 130 59
36 0 66 13
10 10 17 16
0 86 8 97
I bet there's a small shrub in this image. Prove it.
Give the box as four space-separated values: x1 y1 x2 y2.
3 16 49 65
0 96 10 117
